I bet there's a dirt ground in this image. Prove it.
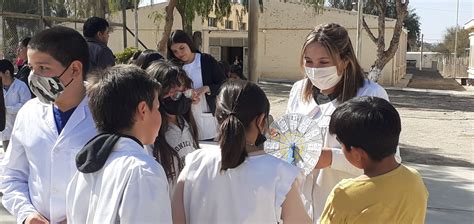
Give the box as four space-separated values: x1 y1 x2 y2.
260 69 474 167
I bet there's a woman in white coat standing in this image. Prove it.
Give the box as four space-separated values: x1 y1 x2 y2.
0 59 30 150
286 23 401 221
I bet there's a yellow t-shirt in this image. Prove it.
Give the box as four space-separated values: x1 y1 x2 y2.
319 164 428 224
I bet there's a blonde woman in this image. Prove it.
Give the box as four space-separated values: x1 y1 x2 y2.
286 23 401 221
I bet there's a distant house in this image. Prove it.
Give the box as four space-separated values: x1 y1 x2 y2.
464 18 474 79
406 52 443 70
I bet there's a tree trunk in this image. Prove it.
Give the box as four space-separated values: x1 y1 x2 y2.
363 0 409 82
157 0 178 54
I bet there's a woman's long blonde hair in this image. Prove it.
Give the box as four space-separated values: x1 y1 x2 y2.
300 23 365 103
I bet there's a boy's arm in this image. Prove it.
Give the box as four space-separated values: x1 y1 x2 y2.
0 121 38 223
119 165 172 223
5 84 31 114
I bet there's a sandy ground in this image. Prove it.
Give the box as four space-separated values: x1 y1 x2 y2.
260 69 474 167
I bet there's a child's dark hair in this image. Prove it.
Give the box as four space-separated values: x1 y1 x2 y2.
216 80 270 170
88 64 161 133
83 17 109 38
19 37 31 48
133 49 164 70
146 61 200 180
329 96 401 161
28 26 90 78
167 30 198 61
0 59 14 77
230 64 247 80
219 60 230 77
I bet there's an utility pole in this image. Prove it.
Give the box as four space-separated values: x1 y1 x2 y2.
356 0 364 60
454 0 459 77
122 2 128 50
419 33 423 70
248 0 259 83
134 0 139 48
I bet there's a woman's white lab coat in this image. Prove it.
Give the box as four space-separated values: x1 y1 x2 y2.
1 78 31 141
66 137 172 224
286 79 402 221
0 96 97 224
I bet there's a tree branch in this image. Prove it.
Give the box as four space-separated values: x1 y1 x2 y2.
362 17 378 43
382 0 409 65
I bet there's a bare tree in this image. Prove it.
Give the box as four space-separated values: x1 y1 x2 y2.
362 0 409 81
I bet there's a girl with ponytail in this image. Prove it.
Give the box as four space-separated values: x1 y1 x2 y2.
171 80 311 224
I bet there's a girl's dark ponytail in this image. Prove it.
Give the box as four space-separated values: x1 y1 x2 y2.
219 114 247 171
215 80 270 171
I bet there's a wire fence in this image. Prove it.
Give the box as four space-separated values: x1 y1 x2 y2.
0 0 129 68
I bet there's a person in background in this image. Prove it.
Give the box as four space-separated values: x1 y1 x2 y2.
0 59 30 150
66 65 172 224
167 30 226 141
286 23 401 221
0 26 97 224
171 80 311 224
146 61 199 193
83 16 115 71
15 37 32 87
320 96 428 223
132 49 164 70
229 64 247 80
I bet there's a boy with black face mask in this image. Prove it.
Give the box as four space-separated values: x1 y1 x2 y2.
0 26 97 224
145 61 200 194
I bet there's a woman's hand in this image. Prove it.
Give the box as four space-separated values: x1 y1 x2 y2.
195 86 210 96
192 86 210 104
192 90 201 104
314 148 332 169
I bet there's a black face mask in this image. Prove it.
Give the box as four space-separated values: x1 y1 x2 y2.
255 120 267 147
162 95 192 115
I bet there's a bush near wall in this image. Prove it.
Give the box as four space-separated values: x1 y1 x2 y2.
115 47 141 64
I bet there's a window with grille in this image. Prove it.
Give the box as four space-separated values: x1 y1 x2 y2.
225 20 233 30
208 18 217 27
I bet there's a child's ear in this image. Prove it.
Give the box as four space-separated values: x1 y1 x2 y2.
71 60 83 78
352 146 369 162
257 113 266 132
137 101 148 121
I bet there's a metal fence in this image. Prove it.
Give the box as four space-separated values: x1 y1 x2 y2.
437 56 469 78
0 0 132 67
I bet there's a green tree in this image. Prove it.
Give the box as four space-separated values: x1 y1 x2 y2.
434 27 469 57
404 8 420 51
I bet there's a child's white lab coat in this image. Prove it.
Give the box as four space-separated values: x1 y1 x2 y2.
0 96 97 223
1 78 30 140
66 137 172 224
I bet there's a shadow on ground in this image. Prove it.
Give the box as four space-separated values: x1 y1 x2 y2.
388 89 474 113
400 143 473 168
407 68 466 91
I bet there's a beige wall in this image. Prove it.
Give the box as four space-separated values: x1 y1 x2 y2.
257 0 406 85
106 0 407 85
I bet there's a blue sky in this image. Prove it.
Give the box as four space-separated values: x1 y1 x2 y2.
139 0 473 43
410 0 473 43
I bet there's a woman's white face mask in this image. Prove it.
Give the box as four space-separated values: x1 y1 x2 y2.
304 66 342 90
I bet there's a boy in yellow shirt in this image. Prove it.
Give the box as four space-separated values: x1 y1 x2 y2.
320 96 428 224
